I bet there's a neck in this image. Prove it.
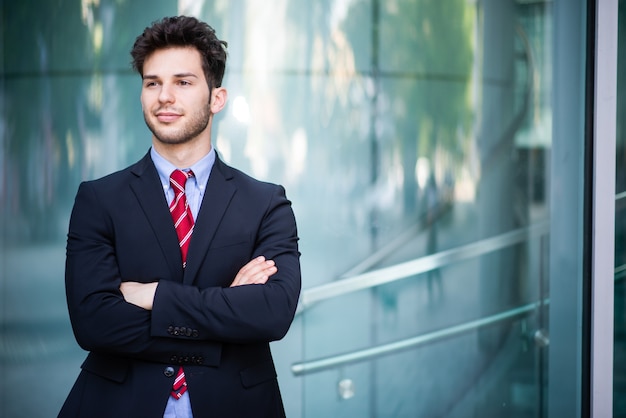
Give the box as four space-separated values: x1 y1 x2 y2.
152 137 213 168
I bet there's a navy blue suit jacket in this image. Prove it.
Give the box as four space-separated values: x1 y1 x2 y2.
59 151 301 417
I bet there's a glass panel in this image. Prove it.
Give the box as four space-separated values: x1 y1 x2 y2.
296 0 582 417
615 0 626 416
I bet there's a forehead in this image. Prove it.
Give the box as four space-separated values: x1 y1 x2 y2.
143 47 204 76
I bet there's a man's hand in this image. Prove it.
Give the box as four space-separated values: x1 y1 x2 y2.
120 281 158 310
230 256 277 287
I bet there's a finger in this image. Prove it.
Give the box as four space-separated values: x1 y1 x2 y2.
247 256 267 268
231 260 276 287
232 267 272 286
231 258 262 285
246 265 277 284
246 260 276 281
236 256 266 276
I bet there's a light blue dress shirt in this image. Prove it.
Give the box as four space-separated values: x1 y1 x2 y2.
151 146 215 220
150 146 216 418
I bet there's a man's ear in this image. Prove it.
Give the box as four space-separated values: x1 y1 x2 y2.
210 87 228 114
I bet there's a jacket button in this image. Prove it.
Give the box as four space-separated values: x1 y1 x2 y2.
164 366 175 377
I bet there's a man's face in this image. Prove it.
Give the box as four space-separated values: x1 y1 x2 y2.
140 47 212 146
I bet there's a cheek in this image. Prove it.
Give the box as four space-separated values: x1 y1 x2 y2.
140 93 153 113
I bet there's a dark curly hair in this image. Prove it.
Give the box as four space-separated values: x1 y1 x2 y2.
130 16 228 89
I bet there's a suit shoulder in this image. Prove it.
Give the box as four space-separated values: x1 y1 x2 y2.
219 161 284 193
81 154 151 187
88 165 135 184
77 167 134 198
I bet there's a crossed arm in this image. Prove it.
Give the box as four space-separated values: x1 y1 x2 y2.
120 256 277 310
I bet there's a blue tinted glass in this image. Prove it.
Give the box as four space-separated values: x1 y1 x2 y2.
0 1 590 417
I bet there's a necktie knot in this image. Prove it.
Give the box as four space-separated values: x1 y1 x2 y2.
170 169 193 194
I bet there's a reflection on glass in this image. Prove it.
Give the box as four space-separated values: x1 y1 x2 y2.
297 1 553 417
0 0 591 417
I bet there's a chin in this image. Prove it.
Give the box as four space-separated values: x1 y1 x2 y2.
154 135 194 145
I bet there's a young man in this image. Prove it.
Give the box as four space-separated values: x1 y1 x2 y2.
59 16 301 418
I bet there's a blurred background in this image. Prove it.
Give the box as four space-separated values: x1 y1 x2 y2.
1 0 624 417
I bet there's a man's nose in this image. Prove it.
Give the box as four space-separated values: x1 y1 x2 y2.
158 84 175 103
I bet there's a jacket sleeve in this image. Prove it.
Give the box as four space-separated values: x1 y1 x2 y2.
150 184 302 344
65 181 222 366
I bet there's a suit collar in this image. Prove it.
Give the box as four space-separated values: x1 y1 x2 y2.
183 156 236 284
129 151 184 281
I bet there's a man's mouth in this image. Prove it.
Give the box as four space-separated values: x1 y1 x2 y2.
155 112 182 123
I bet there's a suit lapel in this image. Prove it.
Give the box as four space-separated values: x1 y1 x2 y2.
184 157 236 285
129 152 184 281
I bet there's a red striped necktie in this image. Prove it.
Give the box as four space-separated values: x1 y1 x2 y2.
168 169 193 400
171 366 188 400
169 169 195 268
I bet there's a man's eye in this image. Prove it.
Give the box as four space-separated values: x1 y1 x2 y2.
179 80 191 86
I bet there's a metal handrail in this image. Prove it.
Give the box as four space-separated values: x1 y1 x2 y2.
291 300 547 376
291 189 625 376
297 221 550 312
292 229 626 376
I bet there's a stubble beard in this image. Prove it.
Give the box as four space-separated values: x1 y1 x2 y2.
144 104 212 146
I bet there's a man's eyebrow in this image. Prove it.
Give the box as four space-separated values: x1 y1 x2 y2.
173 72 199 78
143 72 198 80
142 73 199 80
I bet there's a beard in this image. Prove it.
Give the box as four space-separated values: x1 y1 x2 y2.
144 104 211 145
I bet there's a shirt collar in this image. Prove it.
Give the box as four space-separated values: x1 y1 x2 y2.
150 146 216 190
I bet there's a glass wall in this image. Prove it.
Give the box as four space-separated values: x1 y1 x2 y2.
0 0 599 417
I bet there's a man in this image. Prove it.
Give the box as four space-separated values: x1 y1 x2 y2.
59 16 301 418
